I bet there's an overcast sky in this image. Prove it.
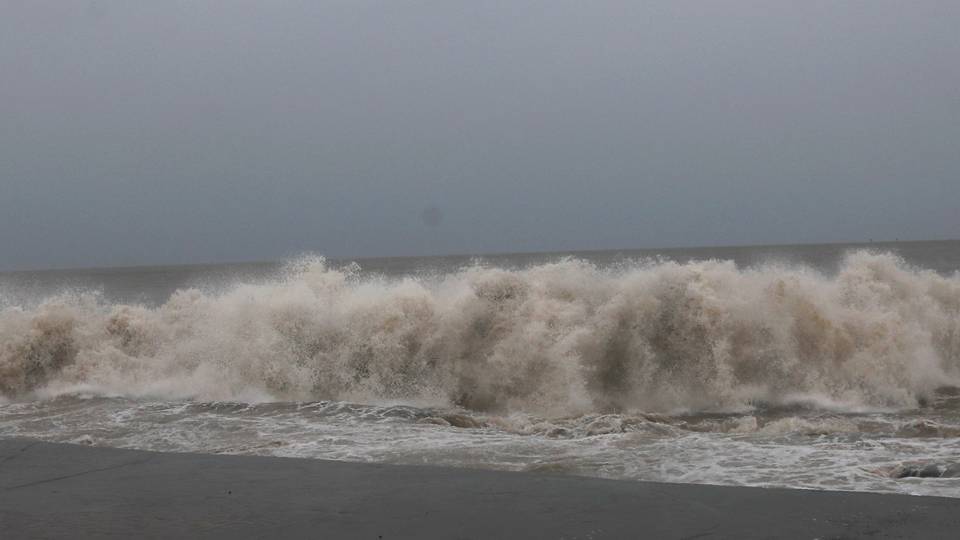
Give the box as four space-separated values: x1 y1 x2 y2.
1 1 958 271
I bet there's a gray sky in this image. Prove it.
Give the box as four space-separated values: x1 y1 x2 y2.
1 1 958 271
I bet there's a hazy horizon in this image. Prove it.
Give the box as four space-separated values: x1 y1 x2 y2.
3 1 959 272
3 237 958 275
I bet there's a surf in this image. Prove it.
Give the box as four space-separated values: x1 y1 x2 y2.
1 250 958 416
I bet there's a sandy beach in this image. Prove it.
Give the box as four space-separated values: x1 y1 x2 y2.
1 438 958 539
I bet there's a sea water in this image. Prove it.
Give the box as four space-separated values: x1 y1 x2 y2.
1 240 959 496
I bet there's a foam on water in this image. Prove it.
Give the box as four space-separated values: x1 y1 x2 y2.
3 394 960 496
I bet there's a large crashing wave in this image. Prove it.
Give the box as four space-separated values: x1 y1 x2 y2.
1 251 958 414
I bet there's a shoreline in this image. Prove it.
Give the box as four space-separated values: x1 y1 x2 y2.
1 438 958 539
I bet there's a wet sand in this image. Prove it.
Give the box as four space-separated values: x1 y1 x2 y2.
1 438 958 539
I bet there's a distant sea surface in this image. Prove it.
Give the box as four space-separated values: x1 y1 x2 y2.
2 240 959 496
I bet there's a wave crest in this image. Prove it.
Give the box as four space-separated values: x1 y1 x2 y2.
1 251 958 414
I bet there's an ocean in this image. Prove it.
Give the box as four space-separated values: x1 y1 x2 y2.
1 240 959 496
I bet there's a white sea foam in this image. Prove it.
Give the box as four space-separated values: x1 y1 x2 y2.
1 251 959 415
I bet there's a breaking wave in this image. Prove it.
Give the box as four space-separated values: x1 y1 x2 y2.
1 251 959 415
